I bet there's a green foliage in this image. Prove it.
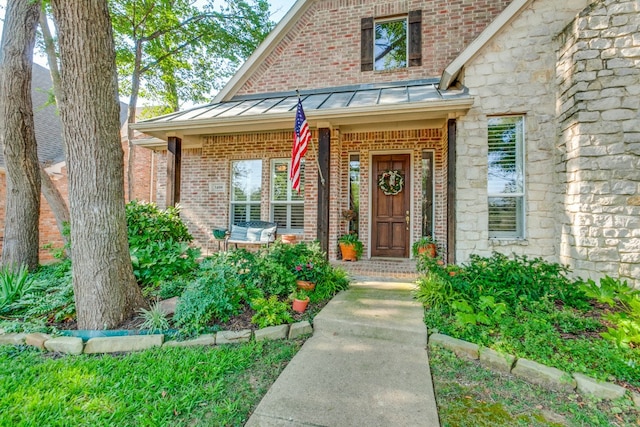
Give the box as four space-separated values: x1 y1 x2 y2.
126 201 199 291
6 260 75 323
416 253 640 387
126 200 192 246
130 241 200 289
248 257 297 298
0 265 32 313
137 301 170 333
311 266 350 302
250 296 293 328
111 0 273 109
174 257 260 335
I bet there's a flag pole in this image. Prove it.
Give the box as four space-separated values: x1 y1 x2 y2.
297 90 325 187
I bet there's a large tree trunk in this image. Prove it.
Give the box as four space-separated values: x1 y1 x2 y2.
0 0 42 271
50 0 146 329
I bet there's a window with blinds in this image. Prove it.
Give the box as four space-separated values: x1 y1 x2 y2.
230 160 262 224
271 159 304 232
487 116 525 238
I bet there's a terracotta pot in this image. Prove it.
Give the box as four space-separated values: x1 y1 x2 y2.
339 243 358 261
418 243 437 258
281 234 297 244
296 280 316 291
292 297 310 313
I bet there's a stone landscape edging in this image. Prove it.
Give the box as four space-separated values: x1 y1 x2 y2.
427 331 640 410
0 320 313 356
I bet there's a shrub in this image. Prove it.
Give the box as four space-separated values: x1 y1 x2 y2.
250 296 293 328
6 260 74 323
130 241 200 289
126 200 192 246
0 265 33 314
247 257 297 298
311 266 350 302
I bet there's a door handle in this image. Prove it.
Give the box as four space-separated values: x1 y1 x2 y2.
405 210 410 230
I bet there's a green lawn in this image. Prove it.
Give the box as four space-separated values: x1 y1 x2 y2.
0 340 303 427
430 346 639 427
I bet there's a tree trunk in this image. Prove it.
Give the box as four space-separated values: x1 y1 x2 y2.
50 0 146 329
0 0 42 271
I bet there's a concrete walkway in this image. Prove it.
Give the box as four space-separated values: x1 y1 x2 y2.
245 279 440 427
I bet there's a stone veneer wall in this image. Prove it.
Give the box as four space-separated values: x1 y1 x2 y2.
455 0 590 262
556 0 640 288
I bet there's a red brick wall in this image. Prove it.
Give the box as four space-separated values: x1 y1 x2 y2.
0 136 153 264
237 0 511 95
153 127 448 260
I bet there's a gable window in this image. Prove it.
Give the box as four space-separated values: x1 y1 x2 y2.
487 116 525 239
374 18 407 70
361 10 421 72
231 160 262 224
271 159 304 233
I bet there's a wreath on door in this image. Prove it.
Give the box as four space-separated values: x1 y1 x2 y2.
378 169 404 196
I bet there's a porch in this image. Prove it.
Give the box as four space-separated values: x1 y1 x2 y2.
332 258 419 282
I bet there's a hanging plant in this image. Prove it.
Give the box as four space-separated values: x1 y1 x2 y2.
378 170 404 196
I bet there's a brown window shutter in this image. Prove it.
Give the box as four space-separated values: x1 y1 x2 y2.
361 17 374 71
408 10 422 67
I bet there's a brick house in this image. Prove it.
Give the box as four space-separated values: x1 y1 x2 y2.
133 0 640 288
0 64 152 263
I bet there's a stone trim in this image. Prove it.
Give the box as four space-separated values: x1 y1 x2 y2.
427 331 639 408
0 321 313 356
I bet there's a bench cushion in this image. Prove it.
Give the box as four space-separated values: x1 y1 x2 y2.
229 225 248 241
246 227 262 242
260 226 277 242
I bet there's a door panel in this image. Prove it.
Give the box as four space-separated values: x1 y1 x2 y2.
372 154 410 257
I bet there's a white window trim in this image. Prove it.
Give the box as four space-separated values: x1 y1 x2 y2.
487 116 526 239
230 159 262 224
270 158 304 233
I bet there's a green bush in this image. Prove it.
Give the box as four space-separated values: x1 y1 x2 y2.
126 200 192 246
126 201 200 290
247 257 297 298
250 296 293 328
6 260 74 323
0 265 32 314
311 266 350 302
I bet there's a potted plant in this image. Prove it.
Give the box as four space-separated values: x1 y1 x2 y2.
291 289 310 313
412 236 438 258
294 262 318 291
338 233 363 261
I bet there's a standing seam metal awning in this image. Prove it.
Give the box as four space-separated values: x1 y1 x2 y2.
141 79 469 124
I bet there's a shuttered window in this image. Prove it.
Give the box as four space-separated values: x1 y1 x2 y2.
231 160 262 224
487 116 525 238
271 159 305 233
361 11 421 72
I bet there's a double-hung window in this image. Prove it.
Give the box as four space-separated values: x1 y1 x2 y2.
230 160 262 224
271 159 304 233
487 116 525 239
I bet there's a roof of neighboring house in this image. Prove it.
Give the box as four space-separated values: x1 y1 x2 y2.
0 63 129 169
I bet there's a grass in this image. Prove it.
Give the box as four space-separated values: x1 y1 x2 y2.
430 346 639 427
0 339 303 426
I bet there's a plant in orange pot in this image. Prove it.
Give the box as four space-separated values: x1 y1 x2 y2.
412 236 438 258
291 289 310 313
338 233 363 262
294 262 318 291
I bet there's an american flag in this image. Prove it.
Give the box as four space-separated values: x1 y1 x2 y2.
290 98 310 193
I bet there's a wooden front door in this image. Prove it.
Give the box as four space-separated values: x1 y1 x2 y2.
372 154 410 258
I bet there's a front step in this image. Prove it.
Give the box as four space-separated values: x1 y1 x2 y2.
313 281 427 347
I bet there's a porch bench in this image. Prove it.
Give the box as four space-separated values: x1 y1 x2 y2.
226 221 278 249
